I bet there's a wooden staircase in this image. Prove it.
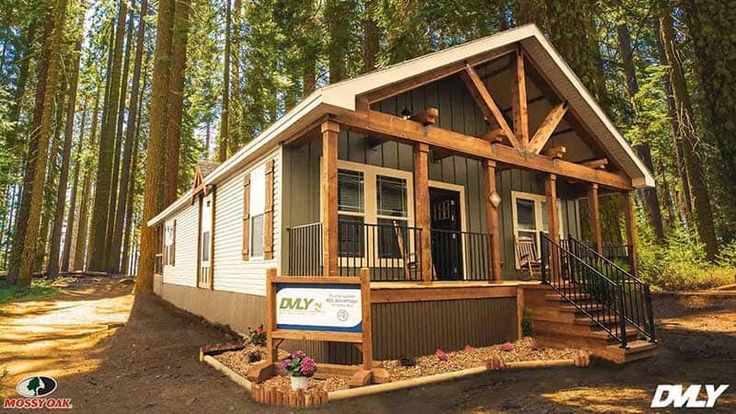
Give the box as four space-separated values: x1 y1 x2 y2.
524 284 659 364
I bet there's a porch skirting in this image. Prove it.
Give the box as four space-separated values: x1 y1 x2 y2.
156 281 518 364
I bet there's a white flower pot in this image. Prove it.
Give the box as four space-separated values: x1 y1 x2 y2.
290 375 310 391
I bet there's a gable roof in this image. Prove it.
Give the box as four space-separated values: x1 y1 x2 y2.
149 24 653 227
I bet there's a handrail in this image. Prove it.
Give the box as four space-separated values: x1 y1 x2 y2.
571 238 645 284
430 228 492 280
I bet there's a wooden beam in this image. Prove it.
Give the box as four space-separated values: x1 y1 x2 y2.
271 329 363 343
414 143 433 283
370 285 517 303
321 120 339 276
358 45 516 105
359 268 373 371
335 109 633 190
528 102 568 153
460 63 520 150
410 107 439 125
622 191 638 278
545 146 566 159
265 268 277 363
511 48 529 148
581 158 608 170
482 128 506 144
546 174 560 278
588 183 603 254
483 160 502 281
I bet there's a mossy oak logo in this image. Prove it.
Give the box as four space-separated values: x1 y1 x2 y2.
651 384 729 408
16 376 57 398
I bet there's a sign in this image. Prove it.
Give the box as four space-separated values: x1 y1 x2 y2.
275 284 362 332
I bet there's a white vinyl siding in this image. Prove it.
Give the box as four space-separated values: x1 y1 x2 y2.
213 148 281 296
162 204 198 287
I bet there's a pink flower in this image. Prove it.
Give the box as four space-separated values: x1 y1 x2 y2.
501 342 514 352
435 348 449 361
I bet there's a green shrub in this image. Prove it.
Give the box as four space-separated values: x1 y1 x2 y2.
522 307 533 337
716 241 736 268
0 280 59 305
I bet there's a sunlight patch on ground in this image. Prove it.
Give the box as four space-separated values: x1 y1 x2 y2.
658 311 736 334
543 386 652 413
0 289 133 398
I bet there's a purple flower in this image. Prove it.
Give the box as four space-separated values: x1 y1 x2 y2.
292 350 306 359
280 358 289 371
299 356 317 377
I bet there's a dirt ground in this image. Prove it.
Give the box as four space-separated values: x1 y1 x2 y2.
1 277 734 413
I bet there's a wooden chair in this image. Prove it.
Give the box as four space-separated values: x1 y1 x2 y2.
515 236 541 280
393 221 419 280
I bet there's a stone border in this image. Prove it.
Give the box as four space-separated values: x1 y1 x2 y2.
201 347 590 408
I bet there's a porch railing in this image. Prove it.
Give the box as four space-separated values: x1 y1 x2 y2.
287 223 323 276
431 229 492 280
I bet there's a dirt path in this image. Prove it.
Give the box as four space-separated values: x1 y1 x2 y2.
1 278 734 413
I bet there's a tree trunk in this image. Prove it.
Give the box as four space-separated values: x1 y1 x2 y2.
17 0 69 288
683 0 736 241
361 0 380 73
165 0 191 205
88 0 128 271
218 0 231 163
109 0 148 274
325 0 350 82
73 91 101 272
659 10 718 260
61 97 88 273
105 2 136 272
135 0 176 293
48 38 83 279
227 0 241 155
121 77 145 275
615 24 666 242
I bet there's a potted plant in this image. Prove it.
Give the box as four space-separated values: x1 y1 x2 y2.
280 350 317 391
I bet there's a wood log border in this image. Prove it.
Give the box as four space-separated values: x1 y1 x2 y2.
251 384 329 408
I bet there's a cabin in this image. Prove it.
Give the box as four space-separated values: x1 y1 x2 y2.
149 25 658 364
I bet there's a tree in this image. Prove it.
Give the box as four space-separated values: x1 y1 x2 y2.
218 0 231 162
135 0 176 293
60 98 87 272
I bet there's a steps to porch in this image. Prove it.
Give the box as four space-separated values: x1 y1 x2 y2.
524 284 659 364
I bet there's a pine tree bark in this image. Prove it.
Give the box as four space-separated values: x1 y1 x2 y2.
218 0 231 162
227 0 241 155
121 79 145 275
105 2 136 272
61 98 87 272
88 0 128 271
659 10 718 259
110 0 148 274
48 38 83 279
136 0 176 293
683 0 736 240
17 0 69 288
361 0 380 74
325 0 350 82
165 0 191 205
616 24 666 242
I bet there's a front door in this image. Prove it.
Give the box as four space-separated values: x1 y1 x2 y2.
430 188 462 280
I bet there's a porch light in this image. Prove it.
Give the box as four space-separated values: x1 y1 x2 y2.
489 191 501 208
400 108 412 119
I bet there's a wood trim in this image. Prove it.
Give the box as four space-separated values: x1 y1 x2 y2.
358 45 516 105
370 285 517 303
528 102 568 154
516 287 525 340
171 220 176 266
242 173 251 260
622 191 638 278
271 329 364 343
209 188 216 290
359 268 373 370
460 63 520 149
483 160 502 281
195 196 203 288
263 159 275 260
321 120 340 276
271 276 362 285
511 47 529 148
335 109 633 190
581 158 608 170
546 174 560 279
413 143 432 283
265 268 276 362
588 183 603 254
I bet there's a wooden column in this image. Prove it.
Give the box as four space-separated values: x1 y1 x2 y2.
483 160 502 282
321 120 340 277
414 143 433 283
622 191 638 277
511 47 529 149
546 174 559 277
588 183 603 254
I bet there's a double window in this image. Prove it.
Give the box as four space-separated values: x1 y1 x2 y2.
164 220 176 266
511 191 563 268
336 162 412 260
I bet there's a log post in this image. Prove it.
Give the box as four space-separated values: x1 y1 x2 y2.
622 191 638 277
511 47 529 149
321 120 339 277
588 183 603 254
265 268 276 363
546 174 559 277
414 143 432 283
359 268 373 372
483 160 502 282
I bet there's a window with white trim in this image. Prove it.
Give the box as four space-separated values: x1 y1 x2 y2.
164 221 176 266
511 191 563 268
249 165 266 259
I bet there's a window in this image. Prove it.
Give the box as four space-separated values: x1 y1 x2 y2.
511 191 564 268
164 221 176 266
249 165 266 258
376 175 408 258
199 194 213 287
338 170 365 257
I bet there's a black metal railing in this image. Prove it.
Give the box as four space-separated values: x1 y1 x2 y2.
541 234 630 347
431 229 492 280
566 237 656 342
602 243 631 262
338 220 423 281
287 223 323 276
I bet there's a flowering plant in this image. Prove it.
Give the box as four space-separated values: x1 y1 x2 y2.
247 325 267 346
280 350 317 377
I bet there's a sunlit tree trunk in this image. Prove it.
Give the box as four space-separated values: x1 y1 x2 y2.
61 98 87 273
218 0 231 162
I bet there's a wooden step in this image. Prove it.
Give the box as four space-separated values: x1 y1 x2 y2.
591 340 659 364
544 293 592 302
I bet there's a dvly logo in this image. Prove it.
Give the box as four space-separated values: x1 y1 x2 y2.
15 376 57 398
651 384 729 408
